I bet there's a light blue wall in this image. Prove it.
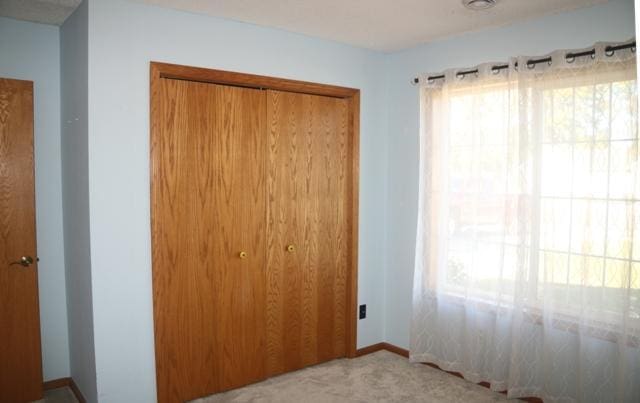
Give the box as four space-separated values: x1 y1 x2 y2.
60 2 98 402
0 17 70 381
87 0 387 400
383 0 636 349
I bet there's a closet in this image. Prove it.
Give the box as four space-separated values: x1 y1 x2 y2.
150 63 359 403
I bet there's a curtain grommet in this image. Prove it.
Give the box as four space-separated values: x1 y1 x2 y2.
605 47 615 57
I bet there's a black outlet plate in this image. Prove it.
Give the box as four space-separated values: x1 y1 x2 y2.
359 304 366 319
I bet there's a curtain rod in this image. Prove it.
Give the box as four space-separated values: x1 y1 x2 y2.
412 42 636 85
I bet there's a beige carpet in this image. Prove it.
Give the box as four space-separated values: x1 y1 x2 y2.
193 350 510 403
34 387 78 403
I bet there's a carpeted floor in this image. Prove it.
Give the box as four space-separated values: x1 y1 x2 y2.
34 387 78 403
34 351 511 402
193 350 509 403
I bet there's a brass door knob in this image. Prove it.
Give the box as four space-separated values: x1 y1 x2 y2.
239 251 247 259
286 245 295 253
10 256 35 267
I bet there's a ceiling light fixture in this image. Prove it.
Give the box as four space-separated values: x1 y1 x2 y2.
462 0 498 10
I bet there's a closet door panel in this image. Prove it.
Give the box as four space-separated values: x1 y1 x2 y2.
313 93 349 362
151 79 267 403
266 90 349 376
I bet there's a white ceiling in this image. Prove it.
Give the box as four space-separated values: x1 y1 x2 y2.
0 0 81 25
139 0 610 51
0 0 610 51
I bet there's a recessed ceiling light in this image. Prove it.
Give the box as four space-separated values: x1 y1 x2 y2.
462 0 498 10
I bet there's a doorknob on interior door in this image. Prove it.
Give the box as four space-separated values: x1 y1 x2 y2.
10 256 35 267
286 244 295 253
239 251 247 259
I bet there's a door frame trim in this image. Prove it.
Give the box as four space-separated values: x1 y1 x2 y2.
149 61 360 359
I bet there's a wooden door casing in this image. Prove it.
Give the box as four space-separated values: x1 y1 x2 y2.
0 78 43 402
265 90 350 375
151 78 267 403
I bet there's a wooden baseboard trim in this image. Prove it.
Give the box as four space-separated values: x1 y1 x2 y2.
380 342 409 358
355 342 386 357
355 342 409 358
43 377 72 390
69 378 87 403
43 377 87 403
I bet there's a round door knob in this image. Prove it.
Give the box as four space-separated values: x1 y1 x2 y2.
286 245 295 253
239 251 247 259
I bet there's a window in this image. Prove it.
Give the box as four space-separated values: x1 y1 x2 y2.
418 53 639 325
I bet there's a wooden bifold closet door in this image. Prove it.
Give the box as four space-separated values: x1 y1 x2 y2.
265 90 349 375
152 79 268 402
151 65 358 403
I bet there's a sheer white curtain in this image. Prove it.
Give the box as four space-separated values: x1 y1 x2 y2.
412 41 640 402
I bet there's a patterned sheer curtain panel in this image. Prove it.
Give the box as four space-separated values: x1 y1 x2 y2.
412 40 639 402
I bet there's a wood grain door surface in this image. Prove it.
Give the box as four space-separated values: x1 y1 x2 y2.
0 78 43 403
151 78 267 403
151 77 354 403
265 90 350 376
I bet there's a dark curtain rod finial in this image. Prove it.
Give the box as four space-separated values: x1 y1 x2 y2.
412 41 636 85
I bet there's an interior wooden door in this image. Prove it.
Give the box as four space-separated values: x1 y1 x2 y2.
151 78 267 403
0 78 43 402
265 89 351 375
